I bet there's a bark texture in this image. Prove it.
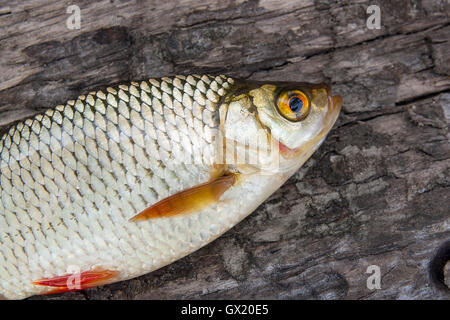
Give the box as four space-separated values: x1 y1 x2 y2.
0 0 449 299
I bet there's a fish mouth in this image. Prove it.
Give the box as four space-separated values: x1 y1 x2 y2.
278 87 342 159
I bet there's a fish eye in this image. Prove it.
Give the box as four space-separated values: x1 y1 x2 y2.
276 90 310 122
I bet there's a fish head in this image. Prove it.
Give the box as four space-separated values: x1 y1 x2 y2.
221 80 342 176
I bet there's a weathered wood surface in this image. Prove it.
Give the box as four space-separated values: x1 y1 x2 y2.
0 0 449 299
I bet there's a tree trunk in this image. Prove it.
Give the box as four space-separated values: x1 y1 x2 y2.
0 0 449 299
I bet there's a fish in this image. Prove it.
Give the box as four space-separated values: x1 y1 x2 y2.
0 74 342 299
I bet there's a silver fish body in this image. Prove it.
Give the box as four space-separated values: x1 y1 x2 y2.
0 74 341 299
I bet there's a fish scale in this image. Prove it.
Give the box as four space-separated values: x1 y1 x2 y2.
0 74 235 299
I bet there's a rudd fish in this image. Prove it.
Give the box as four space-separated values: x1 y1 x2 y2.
0 74 342 299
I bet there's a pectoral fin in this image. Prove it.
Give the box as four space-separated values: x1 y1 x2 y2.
130 174 237 221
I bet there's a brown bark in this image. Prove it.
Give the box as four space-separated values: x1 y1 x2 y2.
0 0 449 299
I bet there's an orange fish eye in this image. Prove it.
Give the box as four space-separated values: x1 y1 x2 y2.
276 90 310 122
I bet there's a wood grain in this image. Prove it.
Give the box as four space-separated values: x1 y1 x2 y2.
0 0 449 299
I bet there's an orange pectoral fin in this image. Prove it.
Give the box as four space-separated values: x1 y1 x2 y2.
33 269 120 294
130 174 237 221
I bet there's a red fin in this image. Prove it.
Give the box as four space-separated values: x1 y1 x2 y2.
130 174 236 221
33 269 119 294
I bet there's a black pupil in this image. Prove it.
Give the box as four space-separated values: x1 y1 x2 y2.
289 96 303 112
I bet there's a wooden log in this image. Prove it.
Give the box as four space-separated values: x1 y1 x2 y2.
0 0 449 299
